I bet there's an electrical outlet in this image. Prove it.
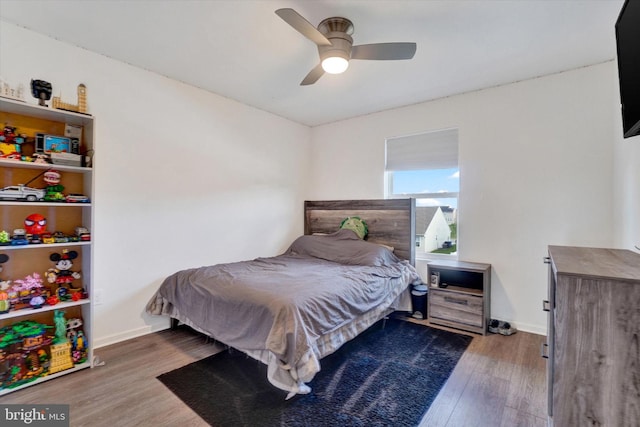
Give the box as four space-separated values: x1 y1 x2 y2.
94 288 104 305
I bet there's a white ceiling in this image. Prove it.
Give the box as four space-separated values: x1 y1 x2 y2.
0 0 625 127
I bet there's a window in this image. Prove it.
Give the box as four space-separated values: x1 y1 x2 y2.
385 128 459 258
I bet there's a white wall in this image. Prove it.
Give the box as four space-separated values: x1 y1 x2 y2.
309 62 617 334
0 23 311 347
614 136 640 251
612 60 640 251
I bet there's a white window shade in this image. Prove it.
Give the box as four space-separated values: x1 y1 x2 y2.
385 128 458 171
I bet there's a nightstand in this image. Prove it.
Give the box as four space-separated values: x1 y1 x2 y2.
427 260 491 335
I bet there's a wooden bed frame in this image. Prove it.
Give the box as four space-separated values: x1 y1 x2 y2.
304 199 416 265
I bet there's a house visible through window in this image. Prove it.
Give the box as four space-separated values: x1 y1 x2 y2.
385 128 459 258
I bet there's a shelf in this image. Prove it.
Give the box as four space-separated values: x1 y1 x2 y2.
0 158 91 173
1 95 94 396
0 361 91 397
0 97 93 126
0 201 92 207
0 298 90 321
0 241 91 251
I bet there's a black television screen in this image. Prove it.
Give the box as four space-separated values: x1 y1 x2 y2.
615 0 640 138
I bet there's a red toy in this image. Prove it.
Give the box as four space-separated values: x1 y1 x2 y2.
0 125 25 157
24 213 47 235
43 170 61 186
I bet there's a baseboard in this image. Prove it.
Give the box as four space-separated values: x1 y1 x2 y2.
93 323 168 349
512 321 547 336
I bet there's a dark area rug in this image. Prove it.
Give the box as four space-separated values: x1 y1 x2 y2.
157 318 473 427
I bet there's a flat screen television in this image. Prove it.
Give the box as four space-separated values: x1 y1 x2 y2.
615 0 640 138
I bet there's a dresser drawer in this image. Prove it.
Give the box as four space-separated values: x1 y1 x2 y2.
429 289 483 327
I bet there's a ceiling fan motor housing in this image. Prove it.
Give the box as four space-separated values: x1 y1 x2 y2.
318 33 353 62
317 17 354 61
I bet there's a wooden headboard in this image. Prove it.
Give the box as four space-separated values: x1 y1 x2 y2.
304 199 416 265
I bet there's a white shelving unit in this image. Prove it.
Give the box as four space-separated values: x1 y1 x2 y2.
0 97 94 395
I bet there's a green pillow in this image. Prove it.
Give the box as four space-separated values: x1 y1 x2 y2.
340 216 368 239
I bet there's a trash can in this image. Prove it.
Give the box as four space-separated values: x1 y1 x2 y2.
410 283 428 319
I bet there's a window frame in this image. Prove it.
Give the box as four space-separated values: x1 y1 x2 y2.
384 127 460 261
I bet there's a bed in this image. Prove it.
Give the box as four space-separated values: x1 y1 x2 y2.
146 199 419 397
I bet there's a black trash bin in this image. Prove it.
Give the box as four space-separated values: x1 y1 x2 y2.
410 283 428 319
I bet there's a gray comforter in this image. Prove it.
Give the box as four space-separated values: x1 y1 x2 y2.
146 229 420 394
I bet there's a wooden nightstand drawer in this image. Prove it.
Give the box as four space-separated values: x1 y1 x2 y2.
429 289 483 327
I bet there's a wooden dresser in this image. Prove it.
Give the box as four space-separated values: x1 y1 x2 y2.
544 246 640 427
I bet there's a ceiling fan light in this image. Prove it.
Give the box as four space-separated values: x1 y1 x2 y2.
322 56 349 74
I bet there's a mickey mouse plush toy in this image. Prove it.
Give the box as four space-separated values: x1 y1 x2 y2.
46 249 81 297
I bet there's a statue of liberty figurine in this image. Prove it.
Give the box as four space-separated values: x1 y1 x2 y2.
53 310 68 344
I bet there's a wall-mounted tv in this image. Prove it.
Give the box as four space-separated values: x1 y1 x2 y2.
615 0 640 138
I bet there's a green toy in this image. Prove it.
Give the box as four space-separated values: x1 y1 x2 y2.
53 310 68 344
340 216 368 239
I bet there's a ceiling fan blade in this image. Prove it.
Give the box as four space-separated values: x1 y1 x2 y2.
300 64 325 86
276 8 332 46
351 42 417 60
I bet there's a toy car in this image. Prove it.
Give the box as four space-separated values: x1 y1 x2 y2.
52 231 69 243
65 193 90 203
75 227 91 241
10 228 29 245
41 232 55 244
0 185 46 201
28 234 43 244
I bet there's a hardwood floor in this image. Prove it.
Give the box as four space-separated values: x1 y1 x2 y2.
418 323 548 427
0 320 547 427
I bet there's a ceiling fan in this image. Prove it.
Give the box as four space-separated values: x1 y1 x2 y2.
275 8 417 86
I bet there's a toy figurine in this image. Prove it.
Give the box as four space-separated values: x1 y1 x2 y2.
32 153 49 164
0 231 9 245
24 213 47 235
52 84 87 114
76 331 85 352
0 254 10 313
65 317 86 363
30 79 52 107
46 249 81 297
24 214 47 244
0 125 25 157
53 310 67 344
49 310 74 373
29 289 45 309
43 170 65 202
0 77 25 101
